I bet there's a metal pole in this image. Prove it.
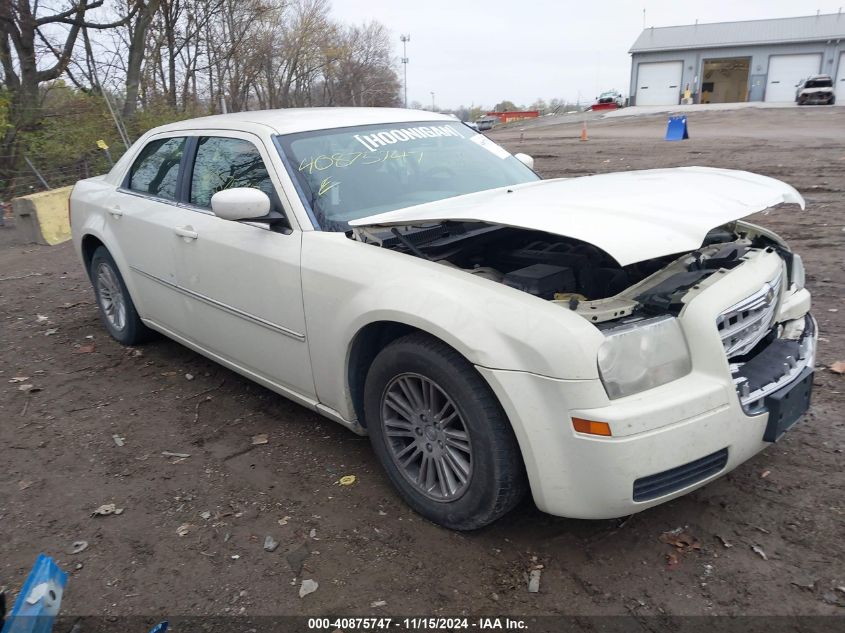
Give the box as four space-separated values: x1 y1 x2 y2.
400 34 410 108
89 52 132 149
431 91 435 111
101 91 131 150
24 156 50 189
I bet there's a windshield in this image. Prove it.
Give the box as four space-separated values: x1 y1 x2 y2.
276 121 539 231
805 78 833 88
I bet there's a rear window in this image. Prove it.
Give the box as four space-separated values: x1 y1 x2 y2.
127 137 186 200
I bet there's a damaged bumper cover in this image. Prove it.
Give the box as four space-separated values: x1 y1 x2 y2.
798 91 835 104
476 308 817 519
731 313 815 411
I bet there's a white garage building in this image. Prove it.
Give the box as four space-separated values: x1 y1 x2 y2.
629 13 845 105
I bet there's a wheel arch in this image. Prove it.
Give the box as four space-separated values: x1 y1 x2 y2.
345 319 519 450
81 233 106 276
78 231 148 319
346 320 420 428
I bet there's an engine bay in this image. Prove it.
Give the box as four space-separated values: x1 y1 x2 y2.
352 221 783 324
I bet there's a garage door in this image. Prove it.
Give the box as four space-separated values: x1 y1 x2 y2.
836 52 845 104
765 54 822 102
635 62 683 106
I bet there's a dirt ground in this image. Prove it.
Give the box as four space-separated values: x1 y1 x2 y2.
1 106 843 622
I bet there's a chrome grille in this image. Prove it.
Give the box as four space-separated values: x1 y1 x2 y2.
717 270 782 358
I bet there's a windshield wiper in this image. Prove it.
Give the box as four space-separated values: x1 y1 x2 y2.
390 228 434 260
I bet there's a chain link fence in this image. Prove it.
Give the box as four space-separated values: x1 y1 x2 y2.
1 93 134 225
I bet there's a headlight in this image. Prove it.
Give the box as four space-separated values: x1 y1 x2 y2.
790 253 805 291
597 316 691 399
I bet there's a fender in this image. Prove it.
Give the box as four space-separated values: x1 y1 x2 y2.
300 231 604 420
71 184 151 319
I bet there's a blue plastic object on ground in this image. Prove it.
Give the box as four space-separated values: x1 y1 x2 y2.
1 555 67 633
665 115 689 141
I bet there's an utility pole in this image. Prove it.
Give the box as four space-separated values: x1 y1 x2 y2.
400 34 410 108
431 91 435 111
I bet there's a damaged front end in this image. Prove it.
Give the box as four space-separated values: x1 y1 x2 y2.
798 89 836 105
351 167 813 434
731 314 815 435
797 76 835 105
352 214 815 436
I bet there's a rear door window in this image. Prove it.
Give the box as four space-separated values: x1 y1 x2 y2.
189 136 277 209
127 137 186 200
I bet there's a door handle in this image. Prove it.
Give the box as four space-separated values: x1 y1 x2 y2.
174 226 198 240
109 207 123 218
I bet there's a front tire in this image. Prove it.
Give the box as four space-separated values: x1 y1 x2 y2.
364 333 527 530
89 246 154 345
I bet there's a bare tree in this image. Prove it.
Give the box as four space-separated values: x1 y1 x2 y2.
328 21 401 107
0 0 401 197
123 0 161 118
0 0 133 189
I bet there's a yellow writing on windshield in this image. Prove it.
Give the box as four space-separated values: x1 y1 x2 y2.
298 150 423 174
318 177 340 197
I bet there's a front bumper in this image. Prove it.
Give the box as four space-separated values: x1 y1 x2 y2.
477 312 817 520
798 92 834 104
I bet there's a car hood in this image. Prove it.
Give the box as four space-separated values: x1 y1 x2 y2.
799 86 834 94
350 167 804 266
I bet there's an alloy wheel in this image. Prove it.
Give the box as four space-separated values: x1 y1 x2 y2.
380 372 473 501
96 262 127 331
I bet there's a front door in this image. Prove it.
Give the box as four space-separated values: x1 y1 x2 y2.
173 133 315 399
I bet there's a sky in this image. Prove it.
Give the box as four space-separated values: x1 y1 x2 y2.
330 0 845 110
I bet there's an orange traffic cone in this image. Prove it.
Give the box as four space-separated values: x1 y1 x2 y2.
580 122 588 142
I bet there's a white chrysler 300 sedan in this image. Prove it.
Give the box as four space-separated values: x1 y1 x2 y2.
70 108 816 530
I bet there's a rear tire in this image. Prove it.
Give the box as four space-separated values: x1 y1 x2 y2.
364 332 527 530
89 246 155 346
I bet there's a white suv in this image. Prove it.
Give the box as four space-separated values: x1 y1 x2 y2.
70 108 815 529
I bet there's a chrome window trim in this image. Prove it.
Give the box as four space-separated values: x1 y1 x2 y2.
116 187 216 215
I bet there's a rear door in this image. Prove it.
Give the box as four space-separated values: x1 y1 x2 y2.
111 135 196 333
173 133 315 398
765 54 822 102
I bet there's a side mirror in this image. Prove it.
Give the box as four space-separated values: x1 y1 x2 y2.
514 153 534 170
210 187 271 221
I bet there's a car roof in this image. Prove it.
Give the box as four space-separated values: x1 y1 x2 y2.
805 74 833 81
151 107 457 136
